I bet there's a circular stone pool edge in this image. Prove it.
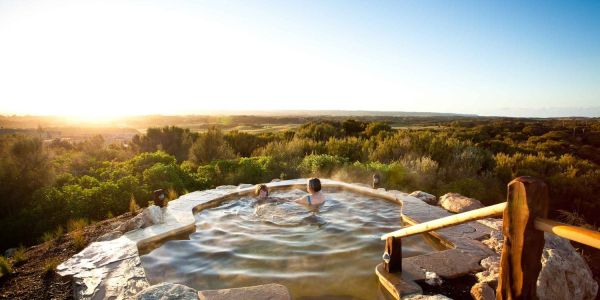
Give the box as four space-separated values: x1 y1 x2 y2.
57 178 496 300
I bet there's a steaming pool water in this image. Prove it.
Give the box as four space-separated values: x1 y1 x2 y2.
141 189 441 299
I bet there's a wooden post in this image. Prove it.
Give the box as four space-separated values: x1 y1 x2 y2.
373 174 381 189
383 236 402 273
153 189 166 207
497 177 549 300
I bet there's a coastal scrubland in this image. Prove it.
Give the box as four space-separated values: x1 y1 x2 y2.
1 116 599 254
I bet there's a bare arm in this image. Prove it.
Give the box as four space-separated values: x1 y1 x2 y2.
294 196 309 205
269 196 289 203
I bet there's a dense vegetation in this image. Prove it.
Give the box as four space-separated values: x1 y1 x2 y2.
1 118 599 250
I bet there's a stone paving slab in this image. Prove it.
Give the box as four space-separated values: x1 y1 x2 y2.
403 249 485 279
379 192 500 299
198 283 291 300
376 263 423 299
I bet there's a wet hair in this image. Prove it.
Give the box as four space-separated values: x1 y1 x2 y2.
307 178 321 192
254 184 269 196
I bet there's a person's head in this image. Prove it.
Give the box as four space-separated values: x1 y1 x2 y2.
254 184 269 198
307 178 322 194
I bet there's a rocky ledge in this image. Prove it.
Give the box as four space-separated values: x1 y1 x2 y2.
403 190 599 300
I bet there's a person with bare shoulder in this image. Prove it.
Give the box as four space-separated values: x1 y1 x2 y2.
294 178 325 207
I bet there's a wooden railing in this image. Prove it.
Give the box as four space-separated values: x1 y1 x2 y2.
380 176 600 299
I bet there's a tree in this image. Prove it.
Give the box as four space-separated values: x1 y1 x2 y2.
189 126 235 165
364 122 393 137
296 121 342 141
132 126 195 162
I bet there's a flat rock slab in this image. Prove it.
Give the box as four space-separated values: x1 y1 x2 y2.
376 263 423 299
403 249 484 279
197 283 291 300
135 282 199 300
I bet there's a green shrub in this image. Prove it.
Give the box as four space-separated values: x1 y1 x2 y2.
41 225 64 243
72 230 87 251
299 154 348 177
189 127 235 165
364 122 393 138
198 156 279 186
43 258 60 274
129 195 140 214
12 245 27 266
67 218 89 232
0 256 13 277
41 231 55 243
296 121 342 141
325 137 366 162
167 188 178 201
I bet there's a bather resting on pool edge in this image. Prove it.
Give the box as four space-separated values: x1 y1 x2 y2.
294 178 326 208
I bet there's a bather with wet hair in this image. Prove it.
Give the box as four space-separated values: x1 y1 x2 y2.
294 178 326 208
253 184 287 205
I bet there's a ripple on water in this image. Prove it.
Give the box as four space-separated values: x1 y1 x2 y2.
141 189 438 300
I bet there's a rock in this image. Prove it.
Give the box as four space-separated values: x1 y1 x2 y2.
237 183 253 189
479 224 598 300
135 282 198 300
216 185 237 190
117 205 163 233
470 282 495 300
270 178 282 182
537 233 598 300
477 218 502 231
4 248 17 258
438 193 483 213
475 255 500 287
402 295 452 300
117 214 144 233
425 271 443 286
409 191 437 205
57 238 150 299
404 249 484 279
198 283 291 300
96 231 122 242
481 229 504 254
141 205 164 227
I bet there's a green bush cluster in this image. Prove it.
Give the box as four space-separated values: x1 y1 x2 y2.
1 118 599 250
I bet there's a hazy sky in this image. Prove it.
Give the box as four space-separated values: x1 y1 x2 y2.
0 0 599 118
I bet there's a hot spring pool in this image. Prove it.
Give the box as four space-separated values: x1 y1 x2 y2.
141 189 441 299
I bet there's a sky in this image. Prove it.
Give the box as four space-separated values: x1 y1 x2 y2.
0 0 599 118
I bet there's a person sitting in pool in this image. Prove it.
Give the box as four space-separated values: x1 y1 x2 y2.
294 178 326 207
254 184 286 204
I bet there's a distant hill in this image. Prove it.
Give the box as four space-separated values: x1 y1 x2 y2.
190 110 479 117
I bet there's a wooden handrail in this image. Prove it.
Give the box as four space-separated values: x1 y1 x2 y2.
380 202 506 240
380 203 600 250
535 218 600 249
